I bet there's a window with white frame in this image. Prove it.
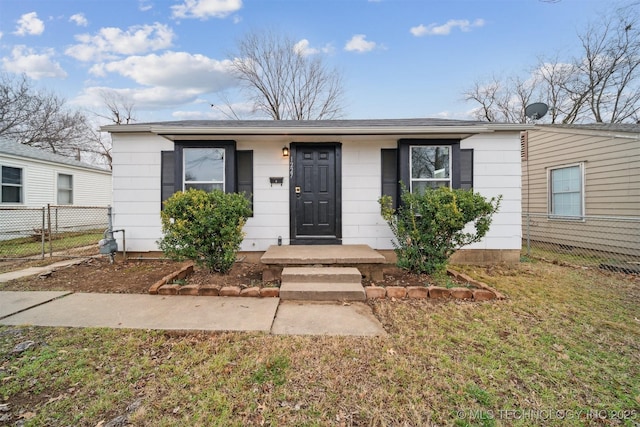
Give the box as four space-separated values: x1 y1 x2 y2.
57 173 73 204
549 163 584 217
410 145 451 192
183 147 225 192
1 166 23 203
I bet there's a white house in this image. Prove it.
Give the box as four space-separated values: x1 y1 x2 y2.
0 139 112 240
103 119 528 263
0 139 112 207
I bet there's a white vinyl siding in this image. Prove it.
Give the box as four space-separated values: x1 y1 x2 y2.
57 173 73 205
549 163 583 218
111 131 523 253
0 155 111 208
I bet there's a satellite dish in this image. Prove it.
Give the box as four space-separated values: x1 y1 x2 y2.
525 102 548 120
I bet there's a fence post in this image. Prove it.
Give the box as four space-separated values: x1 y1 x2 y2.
40 207 45 259
526 212 531 257
47 204 52 257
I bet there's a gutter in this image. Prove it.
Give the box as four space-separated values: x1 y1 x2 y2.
101 123 531 135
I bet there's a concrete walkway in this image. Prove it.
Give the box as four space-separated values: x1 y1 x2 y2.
0 256 386 336
0 258 87 283
0 291 386 336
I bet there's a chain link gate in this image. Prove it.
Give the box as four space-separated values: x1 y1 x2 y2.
0 205 109 260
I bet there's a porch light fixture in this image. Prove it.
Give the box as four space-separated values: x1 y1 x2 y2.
282 146 289 157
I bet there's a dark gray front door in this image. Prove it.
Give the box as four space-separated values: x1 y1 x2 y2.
290 143 341 245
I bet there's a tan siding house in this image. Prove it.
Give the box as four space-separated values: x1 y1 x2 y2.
522 124 640 256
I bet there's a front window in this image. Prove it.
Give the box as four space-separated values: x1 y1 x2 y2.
57 173 73 205
183 148 225 192
1 166 22 203
549 164 583 217
410 145 451 192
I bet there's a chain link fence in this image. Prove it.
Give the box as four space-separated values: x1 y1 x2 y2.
0 205 108 260
522 212 640 273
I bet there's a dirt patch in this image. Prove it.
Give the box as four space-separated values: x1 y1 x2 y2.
0 257 443 294
365 266 437 287
0 257 268 294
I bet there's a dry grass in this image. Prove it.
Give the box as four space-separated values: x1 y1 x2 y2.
1 259 639 426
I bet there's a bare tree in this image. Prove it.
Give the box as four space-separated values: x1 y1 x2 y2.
463 3 640 124
0 74 33 136
0 73 90 156
575 9 640 123
86 89 138 169
464 75 537 123
81 125 113 169
95 89 136 125
532 57 579 123
0 73 116 166
227 29 345 120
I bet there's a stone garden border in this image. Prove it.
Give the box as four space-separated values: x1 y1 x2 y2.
363 268 504 301
148 263 505 301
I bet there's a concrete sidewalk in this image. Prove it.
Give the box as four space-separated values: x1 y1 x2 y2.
0 258 87 283
0 291 386 336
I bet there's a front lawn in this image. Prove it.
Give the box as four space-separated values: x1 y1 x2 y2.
0 259 638 426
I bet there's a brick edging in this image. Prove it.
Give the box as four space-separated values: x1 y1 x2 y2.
364 268 504 301
148 263 194 295
364 285 497 301
446 268 506 300
154 283 280 298
149 265 503 302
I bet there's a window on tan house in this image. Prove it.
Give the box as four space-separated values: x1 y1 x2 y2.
548 163 584 218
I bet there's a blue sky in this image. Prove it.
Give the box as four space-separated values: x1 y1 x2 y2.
0 0 624 123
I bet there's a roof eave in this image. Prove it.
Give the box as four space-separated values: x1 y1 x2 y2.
0 152 111 173
102 123 531 136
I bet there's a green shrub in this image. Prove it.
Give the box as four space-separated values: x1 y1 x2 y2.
158 189 252 273
379 187 501 276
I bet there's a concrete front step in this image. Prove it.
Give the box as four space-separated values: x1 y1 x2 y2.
279 282 366 301
281 267 362 284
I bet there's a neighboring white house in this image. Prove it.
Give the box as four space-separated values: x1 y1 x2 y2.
0 139 112 240
103 119 529 263
0 139 112 207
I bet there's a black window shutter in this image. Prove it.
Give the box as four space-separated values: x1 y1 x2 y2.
381 148 398 207
236 150 253 213
160 151 175 208
459 149 474 190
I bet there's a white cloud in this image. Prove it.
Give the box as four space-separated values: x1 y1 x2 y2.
293 39 334 56
171 0 243 20
139 0 153 11
74 86 193 109
90 51 235 90
14 12 45 36
344 34 377 53
410 19 485 36
78 51 237 110
2 45 67 79
65 23 174 62
69 13 88 27
294 39 319 56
